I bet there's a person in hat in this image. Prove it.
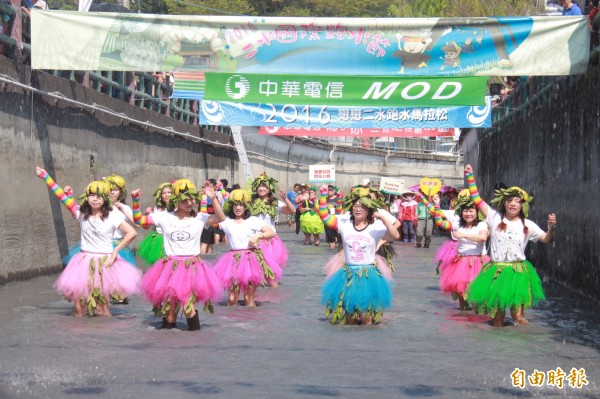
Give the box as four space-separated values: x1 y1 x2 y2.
213 189 281 306
249 174 296 287
131 179 224 331
35 167 141 317
298 186 325 246
416 191 434 248
135 182 172 265
398 190 418 243
317 184 399 325
103 174 137 265
420 190 490 310
463 165 556 327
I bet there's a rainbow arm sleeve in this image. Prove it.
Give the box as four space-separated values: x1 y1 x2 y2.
317 190 338 230
465 172 486 210
41 172 78 218
335 192 343 214
200 195 208 214
132 195 153 227
423 197 452 230
220 187 228 204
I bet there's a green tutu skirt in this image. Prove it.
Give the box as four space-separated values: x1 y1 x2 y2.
137 232 166 265
300 211 325 234
467 260 545 317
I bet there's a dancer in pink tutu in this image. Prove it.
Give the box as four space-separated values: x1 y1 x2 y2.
131 179 225 331
213 189 280 306
420 190 490 310
249 174 296 287
35 167 141 317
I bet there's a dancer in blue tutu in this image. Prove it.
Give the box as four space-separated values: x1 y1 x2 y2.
317 184 400 325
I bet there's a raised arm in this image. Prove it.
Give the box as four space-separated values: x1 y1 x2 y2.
131 189 154 227
35 167 78 218
215 180 229 204
420 194 452 231
317 184 338 230
204 182 226 226
375 210 401 241
464 164 489 218
278 188 296 215
335 189 344 214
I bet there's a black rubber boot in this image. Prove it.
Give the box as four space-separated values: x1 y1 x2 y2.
186 312 200 331
162 317 177 329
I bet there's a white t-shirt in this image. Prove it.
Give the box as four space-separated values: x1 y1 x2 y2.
441 209 489 256
338 214 387 265
152 208 167 235
255 200 285 233
78 209 126 253
112 203 133 240
377 208 397 225
152 211 210 256
219 217 266 250
487 208 545 262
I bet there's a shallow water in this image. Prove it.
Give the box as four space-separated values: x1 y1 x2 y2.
0 230 598 399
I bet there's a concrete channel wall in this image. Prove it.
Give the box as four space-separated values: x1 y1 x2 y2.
0 57 462 283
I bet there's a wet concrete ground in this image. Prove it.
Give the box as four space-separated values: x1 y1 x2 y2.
0 229 598 399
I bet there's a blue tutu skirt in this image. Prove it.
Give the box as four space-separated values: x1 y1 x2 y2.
62 240 136 268
62 242 82 267
113 239 136 267
321 263 393 324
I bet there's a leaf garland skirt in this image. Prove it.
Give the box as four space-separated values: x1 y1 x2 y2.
439 254 490 296
321 261 393 324
54 251 142 314
467 260 545 316
213 248 282 290
258 234 288 271
141 255 223 315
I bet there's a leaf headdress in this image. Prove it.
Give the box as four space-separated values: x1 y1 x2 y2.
103 174 128 202
343 185 385 212
168 179 201 210
222 189 251 215
251 173 278 194
489 186 533 217
250 174 279 218
78 181 112 206
153 182 173 209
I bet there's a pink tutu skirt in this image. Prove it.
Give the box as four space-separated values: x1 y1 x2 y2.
323 252 394 282
435 240 459 269
439 254 490 296
141 255 223 309
213 248 283 290
54 251 142 301
258 235 288 269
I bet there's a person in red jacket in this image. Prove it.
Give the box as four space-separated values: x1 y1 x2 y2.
397 190 418 243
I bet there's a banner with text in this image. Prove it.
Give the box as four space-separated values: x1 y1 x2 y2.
32 11 589 76
203 73 487 107
309 165 335 184
260 127 456 137
201 97 491 128
380 177 405 195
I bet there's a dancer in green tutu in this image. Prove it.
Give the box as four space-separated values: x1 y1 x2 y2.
137 182 172 265
464 165 556 327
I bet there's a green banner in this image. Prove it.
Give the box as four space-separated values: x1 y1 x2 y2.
204 73 487 107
